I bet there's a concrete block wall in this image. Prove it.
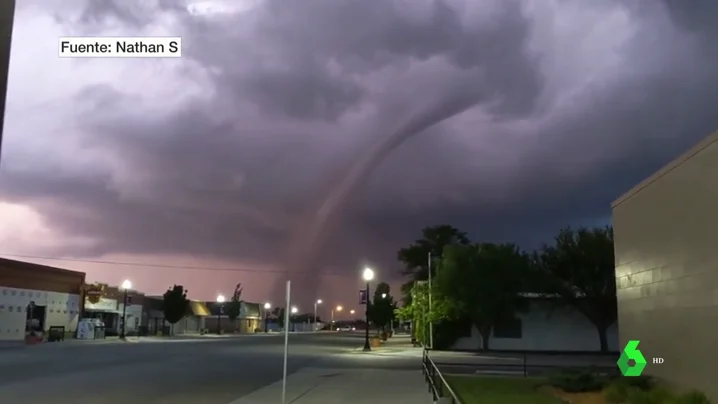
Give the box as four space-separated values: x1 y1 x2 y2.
612 133 718 400
0 286 81 340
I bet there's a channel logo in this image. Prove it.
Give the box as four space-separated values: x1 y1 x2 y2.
617 340 648 376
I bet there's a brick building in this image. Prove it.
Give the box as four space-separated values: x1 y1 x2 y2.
0 258 85 341
612 130 718 400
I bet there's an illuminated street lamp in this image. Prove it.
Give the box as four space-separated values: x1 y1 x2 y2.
119 280 132 339
314 299 322 327
216 294 226 335
362 267 375 351
330 305 343 330
291 306 298 314
350 309 355 315
263 302 271 332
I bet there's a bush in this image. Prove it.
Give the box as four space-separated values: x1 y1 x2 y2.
677 390 711 404
623 387 675 404
604 383 629 403
548 367 610 393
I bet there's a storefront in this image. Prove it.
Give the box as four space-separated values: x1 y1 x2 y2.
0 258 85 341
82 283 144 336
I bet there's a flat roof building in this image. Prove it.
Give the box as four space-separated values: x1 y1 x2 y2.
612 131 718 400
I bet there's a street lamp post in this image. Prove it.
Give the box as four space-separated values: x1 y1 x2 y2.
263 302 271 333
119 280 132 339
330 305 342 331
216 294 226 335
314 299 322 330
290 306 298 331
362 267 374 351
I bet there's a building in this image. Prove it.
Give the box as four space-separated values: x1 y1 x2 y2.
451 294 619 352
142 296 211 335
82 283 144 336
0 258 85 341
205 301 263 333
612 131 718 400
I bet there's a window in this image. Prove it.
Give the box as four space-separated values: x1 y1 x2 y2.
493 317 522 339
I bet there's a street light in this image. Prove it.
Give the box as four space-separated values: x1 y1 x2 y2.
382 293 387 298
330 305 343 331
350 309 355 315
263 302 271 333
216 294 226 335
291 306 298 314
362 267 375 351
314 299 322 329
119 280 132 339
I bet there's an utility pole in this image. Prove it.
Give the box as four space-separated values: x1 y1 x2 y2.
428 252 433 350
0 0 16 163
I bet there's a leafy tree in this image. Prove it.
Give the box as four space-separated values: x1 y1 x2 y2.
535 227 617 352
436 243 530 350
162 285 190 332
227 283 243 321
397 225 470 304
368 282 397 332
398 281 452 346
271 307 286 328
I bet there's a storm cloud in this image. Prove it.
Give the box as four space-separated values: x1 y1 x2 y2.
1 0 717 308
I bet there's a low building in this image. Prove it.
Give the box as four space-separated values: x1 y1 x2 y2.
451 294 619 352
612 131 718 400
82 283 144 336
142 296 210 335
0 258 85 341
204 301 263 333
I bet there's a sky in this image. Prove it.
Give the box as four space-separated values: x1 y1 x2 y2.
0 0 717 317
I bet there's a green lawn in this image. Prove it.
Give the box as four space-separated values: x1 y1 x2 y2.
445 375 564 404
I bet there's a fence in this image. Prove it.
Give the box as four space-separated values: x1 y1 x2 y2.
431 351 620 378
422 348 462 404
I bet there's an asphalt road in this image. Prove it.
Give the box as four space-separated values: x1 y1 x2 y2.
0 332 420 404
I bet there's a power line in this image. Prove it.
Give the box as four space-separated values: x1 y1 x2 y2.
0 253 348 276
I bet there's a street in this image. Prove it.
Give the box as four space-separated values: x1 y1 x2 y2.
0 332 423 404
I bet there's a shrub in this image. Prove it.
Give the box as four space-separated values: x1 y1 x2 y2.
604 383 629 403
677 390 711 404
619 375 657 391
548 367 610 393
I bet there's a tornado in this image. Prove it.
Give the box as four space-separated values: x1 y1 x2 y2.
275 82 487 307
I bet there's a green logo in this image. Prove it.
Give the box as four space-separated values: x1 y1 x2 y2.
617 340 647 376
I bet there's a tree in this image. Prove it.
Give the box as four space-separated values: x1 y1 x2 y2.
271 307 286 328
397 225 470 304
398 280 452 346
436 243 530 350
368 282 397 332
162 285 190 333
535 227 617 352
227 283 243 321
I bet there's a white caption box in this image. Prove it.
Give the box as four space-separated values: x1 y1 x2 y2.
58 37 182 58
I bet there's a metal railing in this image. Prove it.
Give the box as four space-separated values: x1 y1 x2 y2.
422 348 462 404
431 351 620 378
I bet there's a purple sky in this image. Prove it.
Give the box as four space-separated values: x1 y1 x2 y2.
1 0 717 318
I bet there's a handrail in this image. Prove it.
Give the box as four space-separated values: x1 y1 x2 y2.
422 348 462 403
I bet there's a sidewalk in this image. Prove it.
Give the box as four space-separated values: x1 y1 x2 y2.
228 367 433 404
349 334 423 357
0 332 286 350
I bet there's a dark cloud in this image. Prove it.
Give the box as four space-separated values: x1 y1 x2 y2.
2 0 718 305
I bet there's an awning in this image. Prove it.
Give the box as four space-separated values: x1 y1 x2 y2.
189 300 211 316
